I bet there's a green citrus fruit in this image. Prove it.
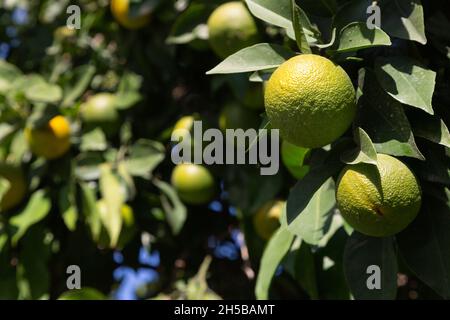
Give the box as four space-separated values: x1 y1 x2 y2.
336 154 422 237
207 2 260 58
253 200 284 240
80 93 120 136
265 54 356 148
0 163 27 212
171 163 215 205
281 140 310 179
111 0 151 30
97 200 136 249
25 115 71 160
219 102 260 131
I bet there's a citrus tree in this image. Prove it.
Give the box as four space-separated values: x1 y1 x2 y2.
0 0 449 300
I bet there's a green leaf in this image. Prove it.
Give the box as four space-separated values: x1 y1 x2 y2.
283 178 336 245
10 190 51 246
125 139 165 178
281 140 310 180
80 129 107 152
245 0 295 39
382 0 427 44
285 155 343 228
115 72 143 110
58 288 106 300
344 232 398 300
375 57 435 114
255 227 295 299
397 198 450 299
356 70 424 160
80 182 102 241
62 64 96 107
333 0 426 44
0 60 22 93
99 164 124 247
153 178 187 235
58 184 78 231
291 1 311 54
410 115 450 148
334 22 391 53
25 80 63 104
0 177 11 206
341 127 378 165
206 43 295 75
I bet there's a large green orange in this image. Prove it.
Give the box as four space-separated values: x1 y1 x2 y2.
207 2 260 58
111 0 151 30
80 93 120 136
265 54 356 148
171 163 215 205
336 154 422 237
0 163 27 212
25 115 71 160
253 200 284 240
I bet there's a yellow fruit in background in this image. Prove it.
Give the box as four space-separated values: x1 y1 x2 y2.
171 163 215 205
207 2 260 58
336 154 422 237
25 115 71 160
0 163 27 212
111 0 151 30
253 200 284 240
265 54 356 148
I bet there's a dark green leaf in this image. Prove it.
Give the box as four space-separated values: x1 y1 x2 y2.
335 22 391 53
153 178 187 235
375 57 435 114
397 198 450 299
344 232 398 300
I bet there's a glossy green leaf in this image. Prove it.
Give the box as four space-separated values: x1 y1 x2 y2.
291 0 311 54
283 178 336 245
341 127 378 165
206 43 295 75
375 57 435 114
335 22 391 53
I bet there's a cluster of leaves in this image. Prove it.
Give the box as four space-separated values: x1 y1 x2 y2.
202 0 450 299
0 0 449 300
